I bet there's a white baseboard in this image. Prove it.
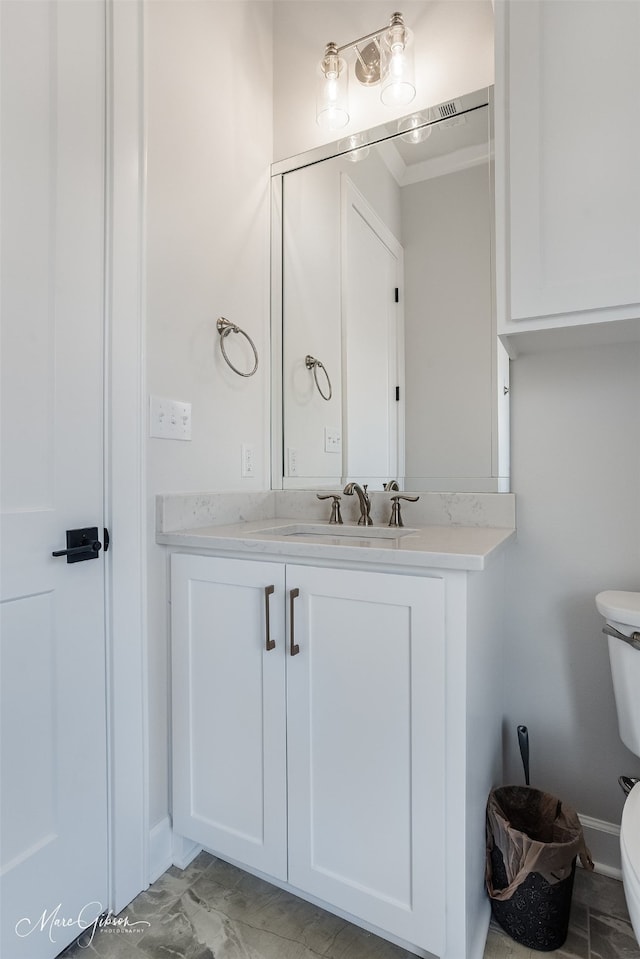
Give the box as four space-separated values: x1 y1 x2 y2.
578 812 622 880
148 818 203 881
149 814 621 903
171 832 202 871
148 816 174 884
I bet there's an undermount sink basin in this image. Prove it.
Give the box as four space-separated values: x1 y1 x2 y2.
258 524 418 540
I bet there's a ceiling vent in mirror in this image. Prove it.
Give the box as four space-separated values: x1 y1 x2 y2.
437 99 462 119
436 101 468 130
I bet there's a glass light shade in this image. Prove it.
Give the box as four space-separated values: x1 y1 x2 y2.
398 113 431 144
380 24 415 107
339 132 370 163
316 54 349 131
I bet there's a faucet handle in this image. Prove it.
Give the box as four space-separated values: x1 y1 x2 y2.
316 493 343 525
388 494 419 528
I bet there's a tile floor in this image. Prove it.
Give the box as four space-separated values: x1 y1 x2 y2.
60 852 639 959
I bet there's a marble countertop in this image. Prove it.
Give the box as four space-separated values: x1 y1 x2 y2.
157 518 515 571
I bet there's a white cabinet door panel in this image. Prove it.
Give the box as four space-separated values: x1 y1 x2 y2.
286 565 445 954
171 555 287 879
506 0 640 323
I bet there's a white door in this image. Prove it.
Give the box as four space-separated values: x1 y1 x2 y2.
171 555 288 880
342 178 405 486
286 565 446 954
1 3 109 957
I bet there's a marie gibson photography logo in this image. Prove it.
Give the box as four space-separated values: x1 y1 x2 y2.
15 902 151 948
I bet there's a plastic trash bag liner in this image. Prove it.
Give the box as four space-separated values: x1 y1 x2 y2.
486 785 594 901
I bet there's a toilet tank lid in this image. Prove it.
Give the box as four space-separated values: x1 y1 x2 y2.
596 591 640 628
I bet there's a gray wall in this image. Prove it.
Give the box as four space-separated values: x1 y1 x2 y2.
402 164 494 488
504 342 640 832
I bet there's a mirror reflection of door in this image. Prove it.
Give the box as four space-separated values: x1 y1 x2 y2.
342 178 404 487
282 142 406 487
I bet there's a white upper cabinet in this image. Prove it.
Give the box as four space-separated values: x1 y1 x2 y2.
496 0 640 349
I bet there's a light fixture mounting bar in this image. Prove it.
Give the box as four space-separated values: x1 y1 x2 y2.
323 14 408 88
334 22 392 57
353 40 379 79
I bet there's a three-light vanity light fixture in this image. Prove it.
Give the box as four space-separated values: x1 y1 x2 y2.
317 11 416 131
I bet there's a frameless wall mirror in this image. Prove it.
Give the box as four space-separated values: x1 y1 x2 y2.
271 86 510 492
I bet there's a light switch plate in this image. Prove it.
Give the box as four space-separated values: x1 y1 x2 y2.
149 396 192 440
324 427 342 453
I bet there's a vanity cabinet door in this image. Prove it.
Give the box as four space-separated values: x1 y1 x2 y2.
171 554 287 879
499 0 640 331
285 564 446 954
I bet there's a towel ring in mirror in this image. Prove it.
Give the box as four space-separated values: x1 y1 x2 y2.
305 354 332 401
216 317 258 377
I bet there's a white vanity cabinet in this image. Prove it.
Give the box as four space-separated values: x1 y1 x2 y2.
496 0 640 346
171 553 446 955
169 539 507 959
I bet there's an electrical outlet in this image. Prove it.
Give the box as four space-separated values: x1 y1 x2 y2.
287 448 298 476
149 396 192 440
324 427 342 453
241 443 255 477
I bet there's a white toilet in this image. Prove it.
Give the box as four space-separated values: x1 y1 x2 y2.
595 589 640 944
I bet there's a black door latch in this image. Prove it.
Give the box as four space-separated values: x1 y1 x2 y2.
52 527 103 564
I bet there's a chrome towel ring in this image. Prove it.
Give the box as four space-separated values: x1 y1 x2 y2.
305 354 332 401
216 317 258 377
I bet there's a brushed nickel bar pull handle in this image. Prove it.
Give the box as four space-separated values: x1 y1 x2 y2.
290 588 300 656
264 585 275 651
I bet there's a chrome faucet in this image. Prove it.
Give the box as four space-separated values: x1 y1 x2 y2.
343 483 372 526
